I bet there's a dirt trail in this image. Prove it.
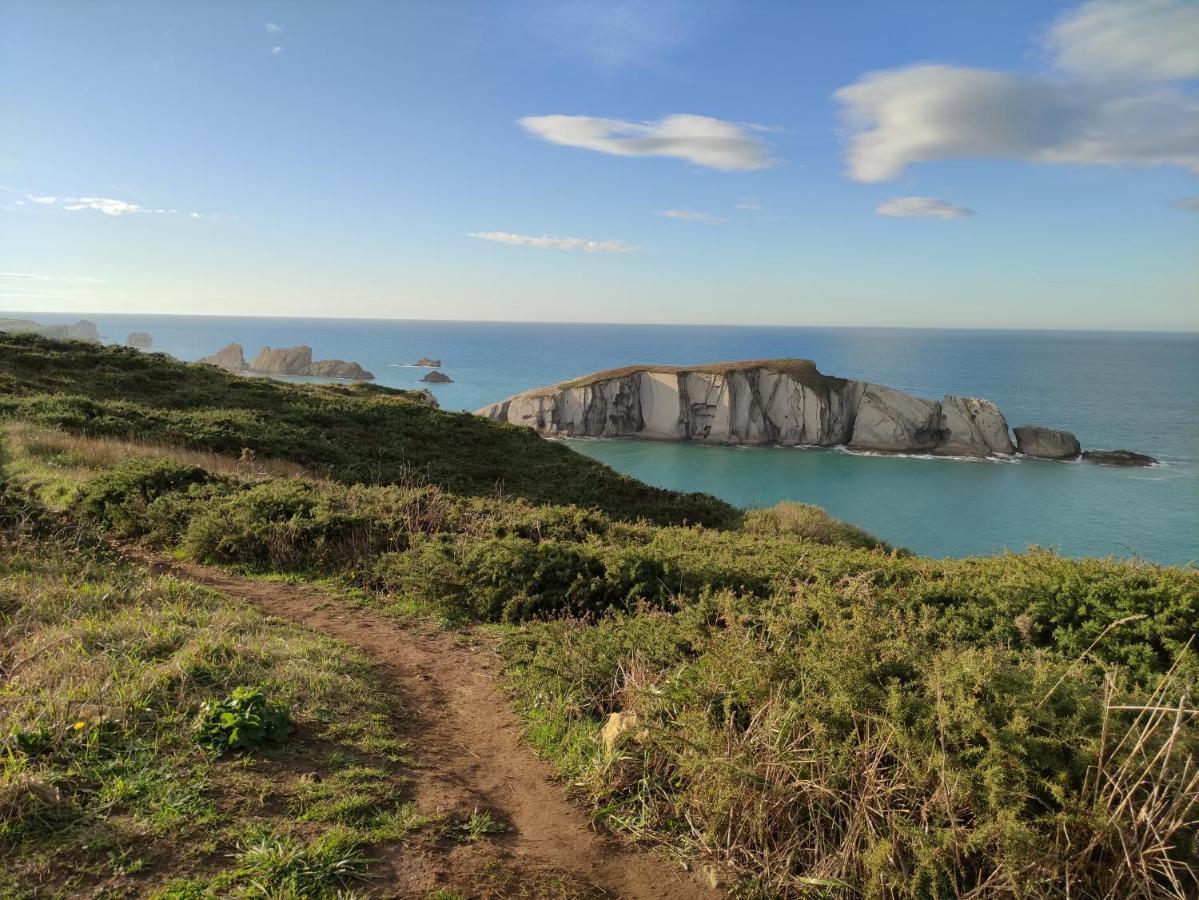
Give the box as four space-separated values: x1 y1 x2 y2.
124 547 720 899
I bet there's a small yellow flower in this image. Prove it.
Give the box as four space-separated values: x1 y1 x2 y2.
72 721 87 730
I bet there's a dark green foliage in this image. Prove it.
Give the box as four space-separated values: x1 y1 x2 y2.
70 459 218 538
196 687 294 753
0 333 736 526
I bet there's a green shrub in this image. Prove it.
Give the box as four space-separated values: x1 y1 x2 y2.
196 687 294 753
502 588 1198 897
71 459 217 538
182 480 397 572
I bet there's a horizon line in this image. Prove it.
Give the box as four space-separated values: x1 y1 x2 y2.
2 309 1196 336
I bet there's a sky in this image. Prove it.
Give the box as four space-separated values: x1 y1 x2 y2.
1 0 1197 330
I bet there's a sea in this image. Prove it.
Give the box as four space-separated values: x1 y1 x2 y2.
8 312 1198 566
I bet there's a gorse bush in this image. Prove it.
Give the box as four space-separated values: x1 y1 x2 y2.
503 589 1199 897
64 457 1199 687
196 687 294 753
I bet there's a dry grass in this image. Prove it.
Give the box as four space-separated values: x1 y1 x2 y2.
3 421 322 484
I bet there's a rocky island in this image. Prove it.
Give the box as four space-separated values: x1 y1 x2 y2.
478 359 1156 465
125 331 153 348
421 370 453 383
414 357 442 367
199 343 373 380
0 317 100 342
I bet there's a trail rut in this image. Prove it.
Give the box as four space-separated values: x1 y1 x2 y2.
123 547 720 899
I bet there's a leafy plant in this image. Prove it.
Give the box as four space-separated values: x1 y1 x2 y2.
196 687 294 753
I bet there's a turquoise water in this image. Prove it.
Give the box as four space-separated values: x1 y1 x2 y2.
8 313 1197 565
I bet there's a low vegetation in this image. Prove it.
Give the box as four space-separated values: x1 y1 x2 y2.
0 333 734 526
0 487 419 897
1 337 1196 897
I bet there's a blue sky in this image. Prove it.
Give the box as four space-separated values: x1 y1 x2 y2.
1 0 1196 329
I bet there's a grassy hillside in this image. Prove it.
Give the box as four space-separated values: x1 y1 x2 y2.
2 337 1196 897
0 333 734 527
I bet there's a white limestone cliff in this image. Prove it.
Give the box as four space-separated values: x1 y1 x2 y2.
477 359 1018 457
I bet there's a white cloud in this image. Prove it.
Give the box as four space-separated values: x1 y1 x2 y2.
518 113 776 171
835 64 1199 182
655 209 726 223
64 197 146 216
271 46 284 55
25 193 222 219
1174 196 1199 210
835 2 1199 183
468 231 639 253
1046 0 1199 82
266 22 283 33
876 196 975 219
735 198 764 210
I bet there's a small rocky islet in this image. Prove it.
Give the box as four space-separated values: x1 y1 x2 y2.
199 342 373 380
478 358 1157 467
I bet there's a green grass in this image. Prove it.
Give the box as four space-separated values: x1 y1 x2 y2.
2 337 1197 897
0 499 420 898
0 333 735 527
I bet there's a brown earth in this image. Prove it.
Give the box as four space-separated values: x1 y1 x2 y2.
121 546 722 899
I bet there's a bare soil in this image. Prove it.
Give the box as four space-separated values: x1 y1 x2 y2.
123 547 721 899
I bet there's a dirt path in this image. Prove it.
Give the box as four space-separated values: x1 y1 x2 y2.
123 547 720 899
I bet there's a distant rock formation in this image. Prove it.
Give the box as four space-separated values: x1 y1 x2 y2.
1014 426 1081 460
198 343 373 380
414 357 442 368
199 342 247 373
125 332 152 349
477 359 1149 463
0 318 100 342
248 345 315 376
421 371 453 383
1081 449 1159 467
308 358 374 379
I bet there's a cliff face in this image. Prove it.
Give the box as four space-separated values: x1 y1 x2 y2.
250 345 314 375
477 360 1017 457
199 342 247 373
308 359 373 380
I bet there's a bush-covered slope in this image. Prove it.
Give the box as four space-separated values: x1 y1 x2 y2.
0 333 735 526
2 338 1196 897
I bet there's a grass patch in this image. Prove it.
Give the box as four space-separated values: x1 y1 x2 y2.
0 504 424 896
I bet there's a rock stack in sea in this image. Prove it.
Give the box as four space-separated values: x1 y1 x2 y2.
198 343 373 380
477 359 1156 465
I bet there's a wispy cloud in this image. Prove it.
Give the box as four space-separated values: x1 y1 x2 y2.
519 114 777 171
468 231 639 253
735 198 764 210
835 1 1199 182
655 209 726 224
0 272 108 283
266 22 283 33
876 196 975 219
271 46 284 55
24 193 224 219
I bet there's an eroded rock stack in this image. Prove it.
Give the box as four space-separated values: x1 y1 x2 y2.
199 343 373 380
